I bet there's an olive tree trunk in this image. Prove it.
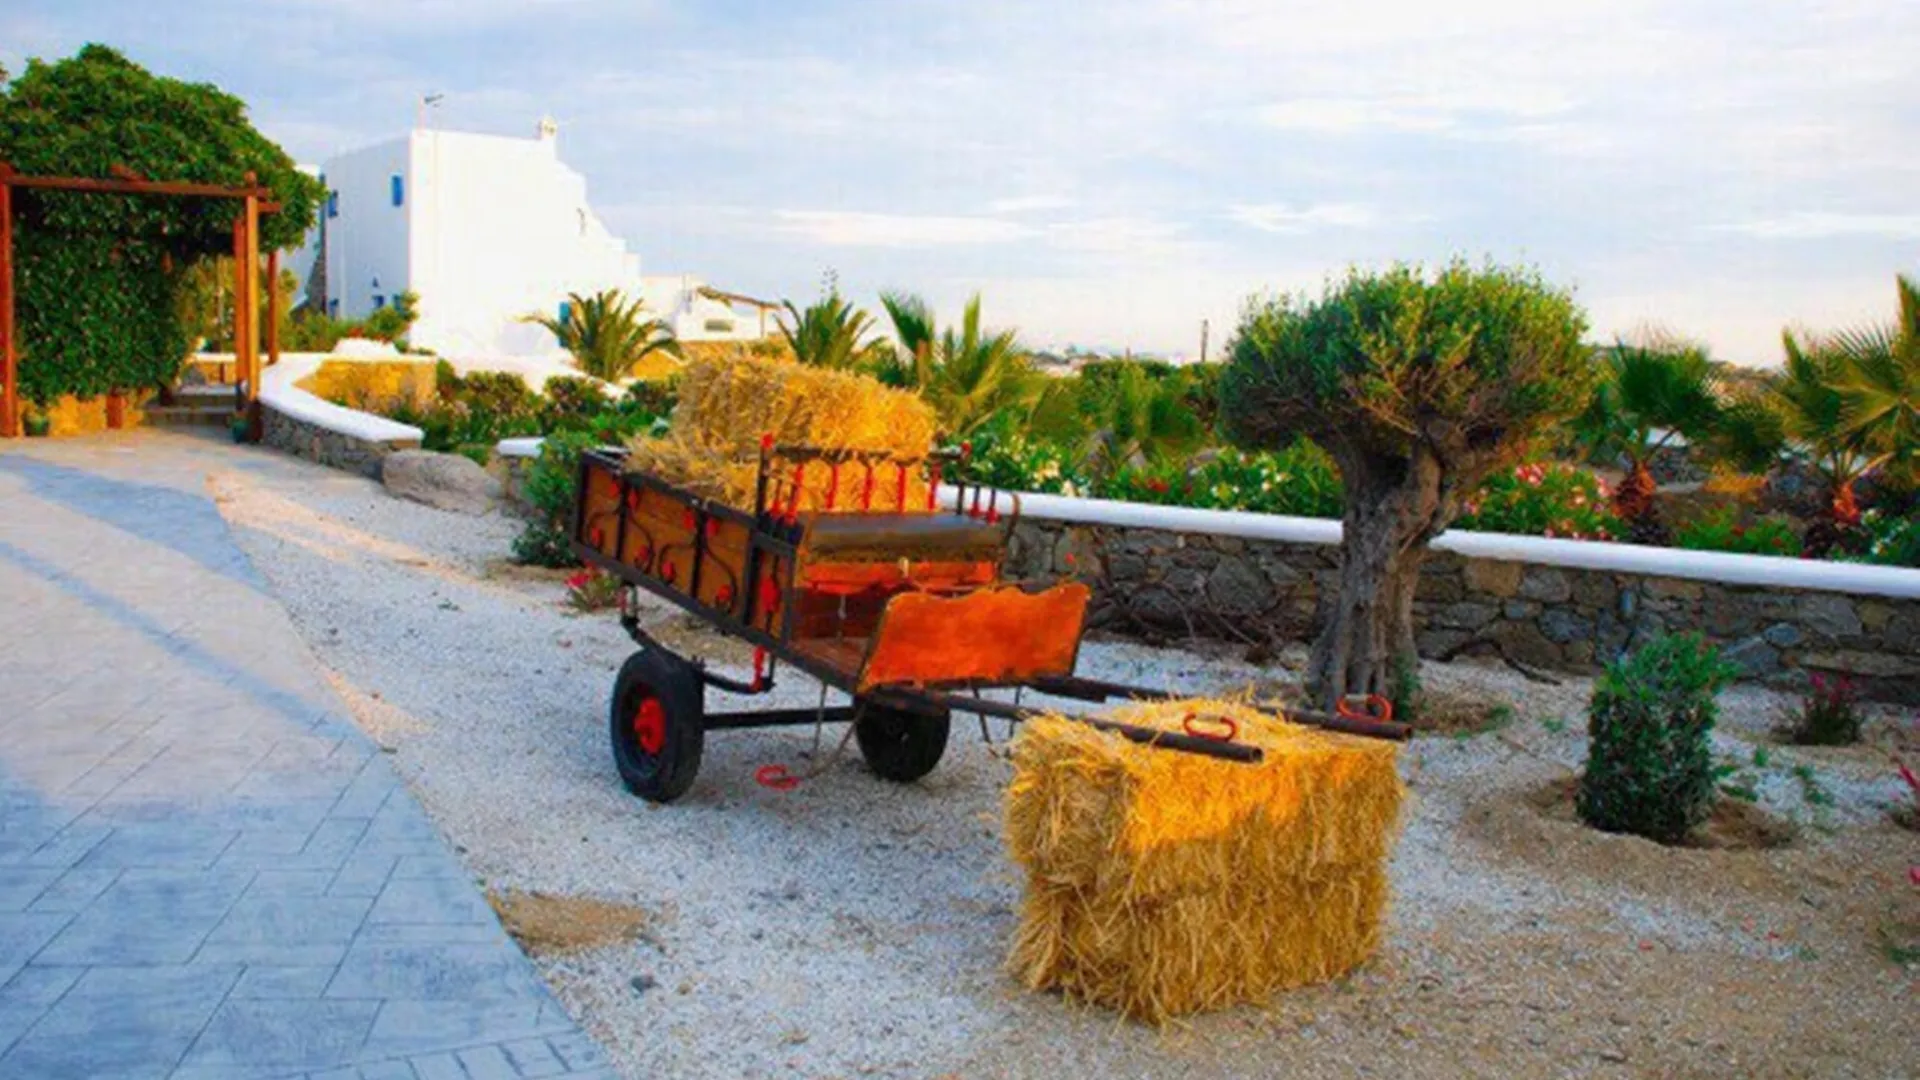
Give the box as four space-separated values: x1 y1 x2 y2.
1309 448 1453 711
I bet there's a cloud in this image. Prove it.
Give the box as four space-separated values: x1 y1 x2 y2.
772 211 1035 248
1229 203 1383 234
1257 92 1573 136
987 195 1076 215
1721 212 1920 241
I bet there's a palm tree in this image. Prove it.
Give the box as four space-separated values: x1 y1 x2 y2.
779 292 883 371
875 291 1045 438
1831 274 1920 482
1077 360 1204 481
523 290 682 381
1572 337 1722 533
1713 334 1880 552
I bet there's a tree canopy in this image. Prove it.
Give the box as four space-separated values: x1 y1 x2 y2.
0 44 321 403
1221 262 1592 709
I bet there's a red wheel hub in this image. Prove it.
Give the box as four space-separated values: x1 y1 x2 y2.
632 696 666 755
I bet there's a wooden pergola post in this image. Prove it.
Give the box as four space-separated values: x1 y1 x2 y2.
264 248 279 370
0 162 16 438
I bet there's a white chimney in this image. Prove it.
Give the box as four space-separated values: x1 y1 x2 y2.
536 116 559 149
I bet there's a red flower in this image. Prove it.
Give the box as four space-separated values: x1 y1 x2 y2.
1145 478 1170 494
566 572 592 590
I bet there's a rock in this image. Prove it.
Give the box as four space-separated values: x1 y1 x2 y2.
1796 650 1920 678
1464 559 1524 598
1571 572 1618 610
1106 553 1147 582
1539 609 1594 645
1434 602 1500 630
630 974 657 994
1643 577 1703 602
1503 600 1539 620
1761 623 1804 648
1722 637 1781 677
1519 567 1572 603
1488 620 1562 668
1799 594 1862 641
1206 556 1273 616
1416 628 1474 658
1859 601 1893 633
381 450 502 514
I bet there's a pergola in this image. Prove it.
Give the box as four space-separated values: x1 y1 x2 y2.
0 162 284 438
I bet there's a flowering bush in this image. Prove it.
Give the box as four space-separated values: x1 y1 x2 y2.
1781 672 1863 745
1455 462 1622 540
1674 506 1804 557
954 430 1090 496
565 569 623 612
1853 509 1920 568
1108 441 1344 518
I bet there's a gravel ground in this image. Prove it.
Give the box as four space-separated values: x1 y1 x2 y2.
208 453 1920 1080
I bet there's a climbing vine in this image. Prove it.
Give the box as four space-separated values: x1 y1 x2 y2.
0 45 321 404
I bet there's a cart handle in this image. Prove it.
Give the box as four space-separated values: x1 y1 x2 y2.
1182 712 1239 743
754 764 800 791
1335 694 1394 725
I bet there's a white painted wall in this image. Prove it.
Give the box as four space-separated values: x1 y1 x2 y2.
291 122 771 358
315 137 412 321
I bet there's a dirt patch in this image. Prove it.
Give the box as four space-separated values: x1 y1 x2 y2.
1519 777 1796 851
488 889 657 955
482 558 577 584
1409 684 1516 737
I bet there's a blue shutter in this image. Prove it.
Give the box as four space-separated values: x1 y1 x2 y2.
559 300 572 323
391 175 404 208
373 295 386 309
327 191 339 218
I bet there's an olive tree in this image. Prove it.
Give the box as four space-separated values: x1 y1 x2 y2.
1221 263 1593 710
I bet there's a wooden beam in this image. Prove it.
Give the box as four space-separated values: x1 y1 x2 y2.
241 194 262 440
4 174 274 200
0 163 14 438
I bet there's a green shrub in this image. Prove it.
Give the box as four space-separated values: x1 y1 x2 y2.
541 375 613 432
1109 441 1344 518
1781 672 1863 746
624 377 680 419
1674 506 1803 557
1853 508 1920 567
434 359 461 401
511 430 598 568
1457 461 1622 540
952 413 1089 495
1577 632 1737 843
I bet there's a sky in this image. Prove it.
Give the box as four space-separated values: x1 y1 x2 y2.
4 0 1917 364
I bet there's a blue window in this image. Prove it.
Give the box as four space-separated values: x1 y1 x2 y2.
373 295 385 309
328 299 340 317
326 191 339 218
391 174 404 208
558 300 572 323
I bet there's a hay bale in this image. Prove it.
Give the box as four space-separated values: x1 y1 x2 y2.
626 351 937 510
1004 698 1404 1024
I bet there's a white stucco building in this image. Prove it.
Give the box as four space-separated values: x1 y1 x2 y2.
291 120 766 357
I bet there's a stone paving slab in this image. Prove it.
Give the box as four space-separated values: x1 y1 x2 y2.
0 433 608 1079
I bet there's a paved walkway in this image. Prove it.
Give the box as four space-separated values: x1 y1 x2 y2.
0 432 610 1080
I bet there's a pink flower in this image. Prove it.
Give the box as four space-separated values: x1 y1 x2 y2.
566 572 591 590
1544 527 1557 538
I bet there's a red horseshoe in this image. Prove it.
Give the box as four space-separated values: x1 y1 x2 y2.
755 764 799 791
1182 713 1239 742
632 697 666 755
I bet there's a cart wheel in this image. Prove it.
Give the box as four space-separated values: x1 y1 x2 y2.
854 702 950 784
610 648 705 803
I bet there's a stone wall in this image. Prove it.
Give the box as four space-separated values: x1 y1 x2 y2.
1007 519 1920 703
262 405 419 478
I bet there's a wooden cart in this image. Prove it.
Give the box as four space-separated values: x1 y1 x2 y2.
572 440 1407 802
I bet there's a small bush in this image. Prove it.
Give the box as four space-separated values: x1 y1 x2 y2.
564 568 623 611
1674 506 1803 557
511 430 597 568
624 377 680 418
1109 440 1345 518
1853 508 1920 567
1457 461 1622 540
1781 672 1863 746
1577 632 1736 843
542 375 613 432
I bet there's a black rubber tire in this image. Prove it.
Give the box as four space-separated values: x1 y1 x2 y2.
854 703 950 783
609 648 705 803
